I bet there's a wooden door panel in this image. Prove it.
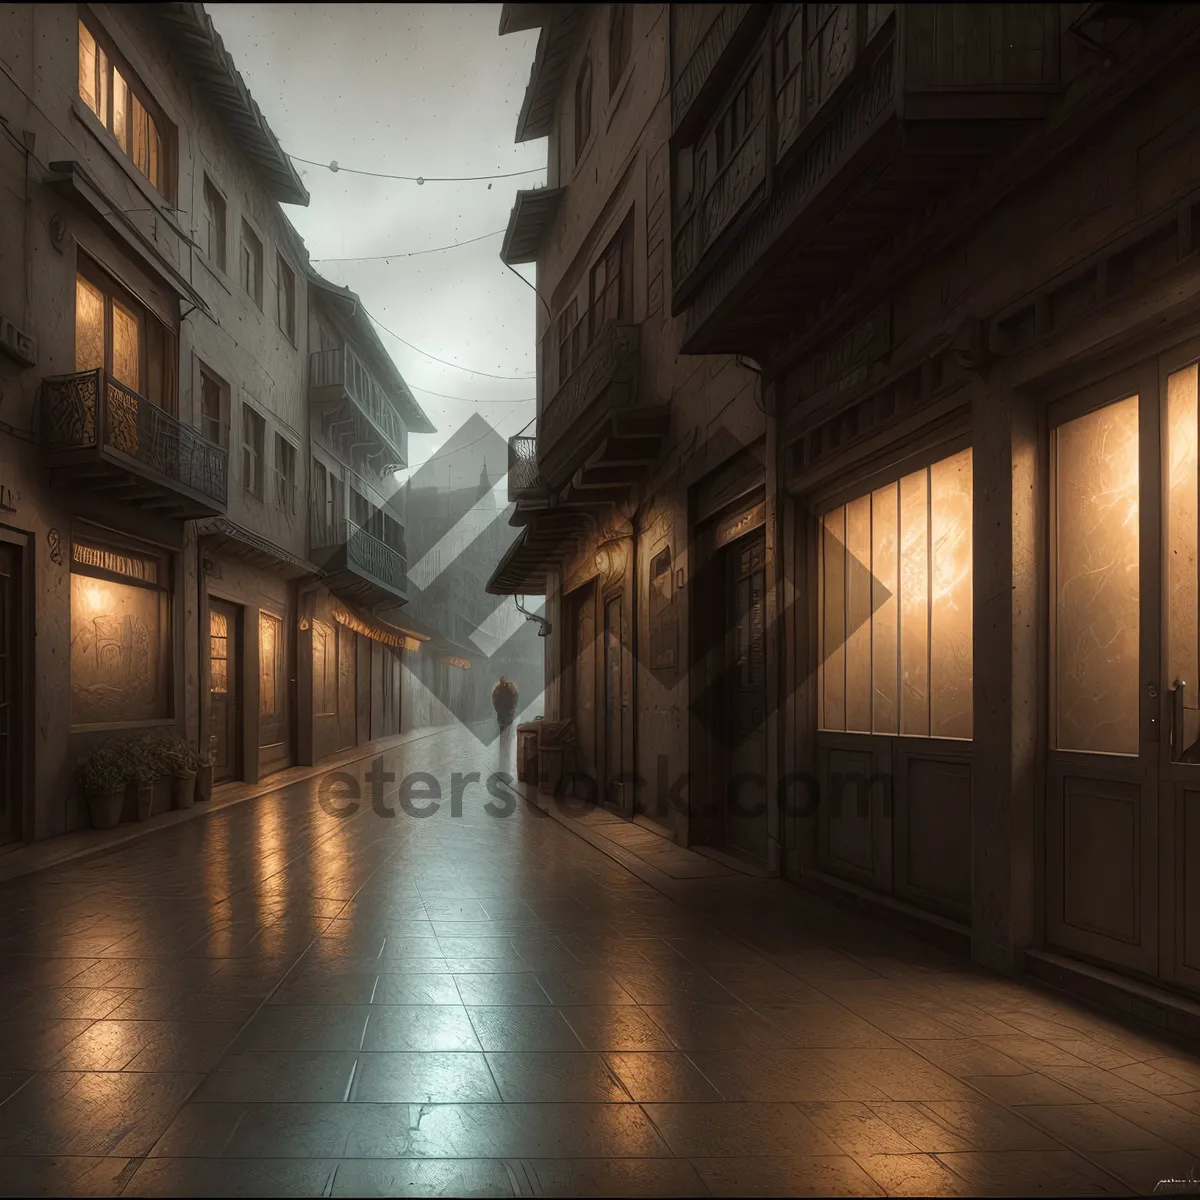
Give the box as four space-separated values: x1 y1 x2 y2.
0 543 18 844
356 634 371 746
818 742 877 882
337 626 356 751
894 747 972 920
572 586 597 780
1046 762 1157 975
210 600 241 783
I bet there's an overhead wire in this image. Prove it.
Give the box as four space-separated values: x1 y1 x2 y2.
362 304 535 381
289 154 544 184
311 228 506 263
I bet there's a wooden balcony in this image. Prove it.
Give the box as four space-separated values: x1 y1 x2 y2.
671 3 1066 356
538 322 668 503
310 346 407 470
309 510 409 608
41 368 227 519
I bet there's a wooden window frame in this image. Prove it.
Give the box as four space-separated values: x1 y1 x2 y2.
240 219 264 309
276 253 296 343
197 361 229 449
241 403 266 500
574 55 593 164
588 212 634 342
202 174 227 272
273 432 297 514
77 15 174 202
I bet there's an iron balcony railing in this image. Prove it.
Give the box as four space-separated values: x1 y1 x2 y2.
310 506 408 597
508 432 541 500
41 368 228 506
310 345 407 466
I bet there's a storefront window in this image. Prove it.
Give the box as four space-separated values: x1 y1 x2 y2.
819 448 973 740
1052 396 1140 756
70 537 170 725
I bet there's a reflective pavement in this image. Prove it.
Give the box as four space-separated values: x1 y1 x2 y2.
0 724 1198 1195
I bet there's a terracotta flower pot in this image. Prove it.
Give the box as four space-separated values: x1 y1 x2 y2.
174 770 197 810
87 787 124 829
136 782 154 821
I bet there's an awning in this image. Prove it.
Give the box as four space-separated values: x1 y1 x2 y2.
501 187 565 265
513 5 588 142
196 517 322 580
389 609 478 667
331 600 427 652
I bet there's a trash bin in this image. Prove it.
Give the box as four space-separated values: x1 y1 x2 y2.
516 722 540 784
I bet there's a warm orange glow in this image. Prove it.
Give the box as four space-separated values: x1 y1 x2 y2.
1053 395 1140 755
1168 366 1200 758
819 449 973 740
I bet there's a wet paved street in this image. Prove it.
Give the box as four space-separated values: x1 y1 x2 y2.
0 725 1199 1196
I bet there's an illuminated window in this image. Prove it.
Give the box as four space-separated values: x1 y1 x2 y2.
819 448 973 740
70 535 170 725
75 259 177 410
77 19 168 197
1053 396 1140 755
259 612 280 716
209 609 228 695
203 176 227 271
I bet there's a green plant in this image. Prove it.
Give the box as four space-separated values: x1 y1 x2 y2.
127 735 163 786
161 736 198 775
79 742 128 795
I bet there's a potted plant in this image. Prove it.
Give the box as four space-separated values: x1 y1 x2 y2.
129 735 163 821
79 742 128 829
194 745 215 803
162 736 198 810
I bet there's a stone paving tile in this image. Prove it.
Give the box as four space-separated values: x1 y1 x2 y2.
0 725 1197 1194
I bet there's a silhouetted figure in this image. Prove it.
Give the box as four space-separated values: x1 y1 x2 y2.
492 676 518 727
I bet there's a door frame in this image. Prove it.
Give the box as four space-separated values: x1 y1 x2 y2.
562 577 599 803
0 526 30 844
206 595 244 784
1042 359 1160 979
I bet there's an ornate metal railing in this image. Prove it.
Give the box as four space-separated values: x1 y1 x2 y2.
309 506 408 596
310 345 407 465
540 322 640 459
508 433 540 498
41 368 228 506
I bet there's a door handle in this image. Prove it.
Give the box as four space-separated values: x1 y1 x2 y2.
1171 679 1186 756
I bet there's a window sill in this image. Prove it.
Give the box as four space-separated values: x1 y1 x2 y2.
69 95 179 230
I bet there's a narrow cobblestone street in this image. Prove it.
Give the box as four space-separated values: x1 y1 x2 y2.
0 725 1197 1197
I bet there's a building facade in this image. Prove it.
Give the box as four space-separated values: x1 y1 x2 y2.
491 1 1200 1012
0 2 479 842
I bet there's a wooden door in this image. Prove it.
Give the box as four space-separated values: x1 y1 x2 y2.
257 609 290 775
723 531 769 860
0 542 20 844
603 593 628 812
356 633 371 746
568 583 597 795
337 625 356 751
209 599 242 783
1046 375 1159 978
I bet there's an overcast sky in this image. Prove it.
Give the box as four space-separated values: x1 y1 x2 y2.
206 3 545 483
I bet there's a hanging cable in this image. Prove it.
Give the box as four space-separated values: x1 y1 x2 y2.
409 385 535 404
503 260 551 324
311 228 506 263
289 154 545 184
362 305 535 380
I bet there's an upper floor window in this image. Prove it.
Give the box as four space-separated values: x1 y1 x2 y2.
276 254 296 342
77 19 169 198
198 365 228 448
588 214 633 340
75 256 176 411
609 6 632 93
557 297 584 384
273 433 297 513
574 57 592 164
240 220 263 308
241 404 265 499
202 176 227 271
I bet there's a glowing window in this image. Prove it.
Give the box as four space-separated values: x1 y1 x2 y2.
259 612 280 717
819 448 973 740
209 610 228 695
